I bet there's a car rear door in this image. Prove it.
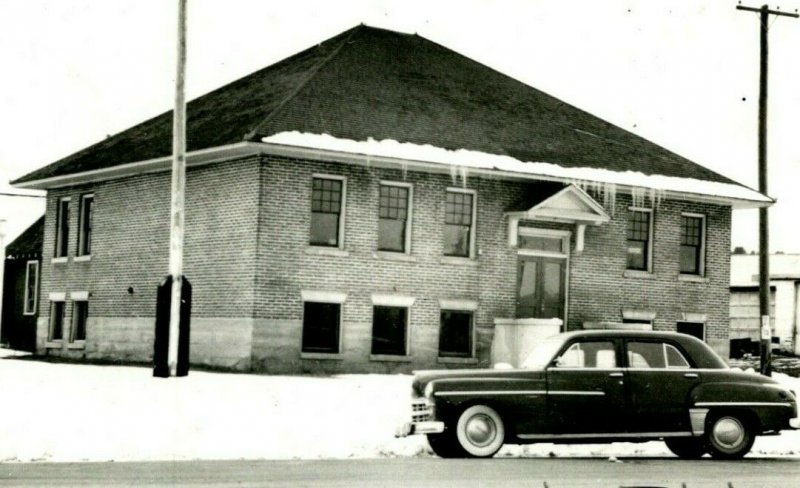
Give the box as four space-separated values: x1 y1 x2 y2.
545 339 629 435
624 339 701 434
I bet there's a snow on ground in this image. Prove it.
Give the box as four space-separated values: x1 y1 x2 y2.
261 132 771 205
1 349 797 463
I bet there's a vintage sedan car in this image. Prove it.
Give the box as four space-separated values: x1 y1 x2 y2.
397 330 798 459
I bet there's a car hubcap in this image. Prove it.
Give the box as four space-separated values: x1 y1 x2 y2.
713 417 745 449
465 414 496 447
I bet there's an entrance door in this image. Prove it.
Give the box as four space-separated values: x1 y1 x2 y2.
516 256 565 320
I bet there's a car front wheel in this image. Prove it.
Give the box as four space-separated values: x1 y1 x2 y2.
706 413 755 459
665 437 706 459
427 431 466 458
455 405 505 458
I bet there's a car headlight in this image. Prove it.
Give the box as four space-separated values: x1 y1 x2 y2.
424 382 435 399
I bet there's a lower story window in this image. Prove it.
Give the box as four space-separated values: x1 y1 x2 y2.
677 321 705 341
439 310 473 358
371 306 407 356
71 301 88 342
302 302 341 354
49 301 65 341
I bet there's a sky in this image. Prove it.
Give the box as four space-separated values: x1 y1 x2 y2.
1 0 799 253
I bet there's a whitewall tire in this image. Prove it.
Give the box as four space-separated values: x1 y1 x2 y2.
455 405 505 458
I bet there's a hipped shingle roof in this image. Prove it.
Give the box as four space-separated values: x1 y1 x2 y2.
13 25 739 187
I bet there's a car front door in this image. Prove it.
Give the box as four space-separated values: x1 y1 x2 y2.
624 339 701 434
545 339 628 435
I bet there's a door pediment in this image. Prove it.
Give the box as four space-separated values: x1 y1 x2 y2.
507 184 610 225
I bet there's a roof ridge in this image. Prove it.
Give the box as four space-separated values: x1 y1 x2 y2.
243 25 362 141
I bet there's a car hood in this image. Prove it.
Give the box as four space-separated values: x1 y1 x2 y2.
411 367 544 397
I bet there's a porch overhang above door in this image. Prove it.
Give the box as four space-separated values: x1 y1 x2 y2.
506 183 611 252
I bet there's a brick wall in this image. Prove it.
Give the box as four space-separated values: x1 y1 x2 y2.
35 152 733 372
37 157 261 365
252 155 733 372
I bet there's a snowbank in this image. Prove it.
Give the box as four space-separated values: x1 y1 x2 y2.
0 352 797 463
261 132 771 205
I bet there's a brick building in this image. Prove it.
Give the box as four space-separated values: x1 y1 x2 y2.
10 25 771 373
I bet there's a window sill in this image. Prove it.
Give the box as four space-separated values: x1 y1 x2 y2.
305 246 349 257
440 256 479 267
678 274 709 283
45 341 63 349
67 341 86 350
74 255 92 262
373 251 417 263
438 357 479 365
370 354 413 362
301 352 343 360
623 269 655 279
51 257 68 264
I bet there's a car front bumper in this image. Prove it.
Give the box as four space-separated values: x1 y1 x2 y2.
395 420 445 437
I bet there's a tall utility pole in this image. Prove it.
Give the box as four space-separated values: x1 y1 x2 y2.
736 3 797 376
168 0 188 376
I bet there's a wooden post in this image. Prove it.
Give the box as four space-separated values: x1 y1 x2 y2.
736 3 798 376
168 0 188 376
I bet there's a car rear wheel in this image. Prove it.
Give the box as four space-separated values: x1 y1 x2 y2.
455 405 505 458
706 413 755 459
426 432 466 458
664 438 706 459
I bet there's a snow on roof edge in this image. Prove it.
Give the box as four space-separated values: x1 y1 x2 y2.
262 131 772 205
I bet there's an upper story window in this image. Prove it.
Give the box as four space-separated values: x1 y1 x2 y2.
54 197 71 258
444 189 476 258
310 176 345 248
626 208 652 271
77 194 94 256
378 182 412 253
680 214 705 276
23 261 39 315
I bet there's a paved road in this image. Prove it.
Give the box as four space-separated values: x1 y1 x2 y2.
2 457 799 487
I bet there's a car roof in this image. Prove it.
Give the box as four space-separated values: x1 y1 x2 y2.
552 329 728 369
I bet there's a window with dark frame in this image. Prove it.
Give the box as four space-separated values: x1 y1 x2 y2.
677 321 705 341
444 191 473 257
77 194 94 256
371 306 407 356
626 210 651 271
680 215 703 275
55 198 70 258
23 261 38 315
438 310 473 358
378 184 409 252
49 301 65 341
301 302 341 354
310 177 343 247
71 301 88 342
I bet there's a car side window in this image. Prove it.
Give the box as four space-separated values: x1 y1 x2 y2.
627 341 690 369
554 341 616 368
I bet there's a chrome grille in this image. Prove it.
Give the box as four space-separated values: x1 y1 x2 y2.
411 398 432 423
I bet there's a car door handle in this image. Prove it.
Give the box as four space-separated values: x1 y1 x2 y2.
609 372 624 378
684 373 698 379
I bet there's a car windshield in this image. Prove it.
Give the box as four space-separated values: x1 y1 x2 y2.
521 337 565 369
